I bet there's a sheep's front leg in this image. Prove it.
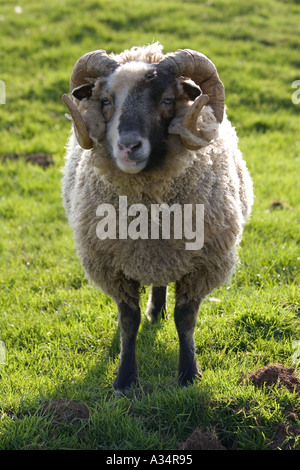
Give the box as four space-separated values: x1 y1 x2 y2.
174 294 201 386
113 298 141 396
146 286 167 322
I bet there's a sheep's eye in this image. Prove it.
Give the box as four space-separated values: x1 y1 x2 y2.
161 97 174 105
102 97 112 107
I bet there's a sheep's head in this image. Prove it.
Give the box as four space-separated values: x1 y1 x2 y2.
62 46 225 173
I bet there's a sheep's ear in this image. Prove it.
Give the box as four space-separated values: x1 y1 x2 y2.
181 81 201 101
72 83 95 101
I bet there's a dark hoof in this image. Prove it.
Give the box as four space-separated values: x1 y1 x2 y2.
114 387 131 398
113 371 138 397
178 368 202 387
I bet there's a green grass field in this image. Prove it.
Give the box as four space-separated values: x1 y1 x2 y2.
0 0 299 450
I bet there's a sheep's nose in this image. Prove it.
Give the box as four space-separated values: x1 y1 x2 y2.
118 132 143 159
118 140 142 154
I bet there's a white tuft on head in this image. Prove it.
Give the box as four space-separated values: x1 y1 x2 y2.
112 42 164 65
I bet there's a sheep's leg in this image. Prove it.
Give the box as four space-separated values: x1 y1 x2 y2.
174 295 201 386
146 286 167 322
113 299 141 396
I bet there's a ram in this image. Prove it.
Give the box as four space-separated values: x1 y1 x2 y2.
62 43 253 396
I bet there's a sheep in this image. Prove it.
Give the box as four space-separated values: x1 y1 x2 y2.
62 42 253 396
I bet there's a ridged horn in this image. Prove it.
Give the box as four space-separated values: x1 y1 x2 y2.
70 49 119 92
62 94 93 149
182 93 210 139
158 49 224 148
160 49 224 122
62 50 119 149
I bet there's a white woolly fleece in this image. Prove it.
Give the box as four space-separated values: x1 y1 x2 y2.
62 43 254 303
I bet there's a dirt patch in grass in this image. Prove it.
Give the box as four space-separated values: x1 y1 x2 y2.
179 428 226 450
268 199 293 211
39 398 89 425
269 422 300 450
179 364 300 450
1 152 54 168
244 363 300 450
245 363 300 394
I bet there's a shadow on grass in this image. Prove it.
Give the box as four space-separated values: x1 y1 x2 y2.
0 309 213 450
105 310 178 394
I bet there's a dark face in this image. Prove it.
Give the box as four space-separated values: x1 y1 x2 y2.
110 67 178 173
73 62 200 174
118 68 176 169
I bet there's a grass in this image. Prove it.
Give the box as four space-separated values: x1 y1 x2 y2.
0 0 299 450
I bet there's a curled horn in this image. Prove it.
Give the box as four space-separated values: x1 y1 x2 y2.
62 94 93 149
69 49 119 92
62 50 119 149
159 49 225 149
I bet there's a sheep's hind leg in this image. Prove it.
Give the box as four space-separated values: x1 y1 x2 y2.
174 294 201 386
146 286 167 322
113 298 141 396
